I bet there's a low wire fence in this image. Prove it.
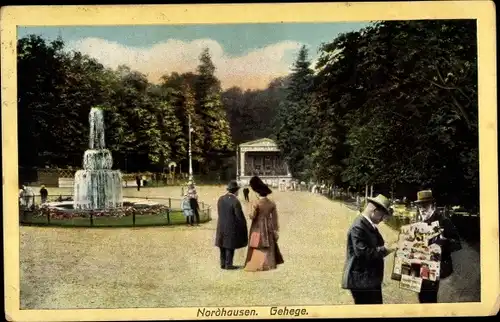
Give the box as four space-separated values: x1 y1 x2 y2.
19 194 212 228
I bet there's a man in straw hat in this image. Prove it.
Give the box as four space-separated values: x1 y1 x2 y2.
414 189 461 303
342 194 397 304
215 180 249 270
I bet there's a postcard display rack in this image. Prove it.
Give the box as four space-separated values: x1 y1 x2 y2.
391 221 443 292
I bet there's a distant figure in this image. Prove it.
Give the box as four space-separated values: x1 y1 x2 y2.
20 185 35 210
403 196 411 208
244 176 284 272
181 193 194 226
279 180 285 192
19 187 26 207
188 184 200 226
243 187 250 202
215 180 248 270
136 175 141 191
39 185 48 204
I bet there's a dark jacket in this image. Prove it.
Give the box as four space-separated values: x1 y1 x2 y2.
215 193 248 249
423 210 462 279
189 197 199 216
40 188 48 198
342 215 389 290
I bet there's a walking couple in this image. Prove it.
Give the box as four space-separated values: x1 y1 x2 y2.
215 176 284 271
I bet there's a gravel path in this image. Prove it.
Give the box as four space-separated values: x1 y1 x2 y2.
20 187 479 309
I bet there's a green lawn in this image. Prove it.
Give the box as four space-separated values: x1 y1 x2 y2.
21 210 211 227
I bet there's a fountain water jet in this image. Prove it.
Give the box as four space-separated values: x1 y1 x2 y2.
73 108 123 210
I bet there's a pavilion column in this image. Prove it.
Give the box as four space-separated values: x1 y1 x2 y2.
240 150 245 177
236 146 239 180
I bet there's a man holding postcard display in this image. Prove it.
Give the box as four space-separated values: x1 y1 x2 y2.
414 190 462 303
342 194 397 304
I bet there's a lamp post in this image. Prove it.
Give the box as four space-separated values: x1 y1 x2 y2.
188 114 194 184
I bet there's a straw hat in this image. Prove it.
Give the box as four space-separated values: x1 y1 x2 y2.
367 194 392 215
415 190 435 204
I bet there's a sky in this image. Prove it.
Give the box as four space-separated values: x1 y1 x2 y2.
18 23 371 90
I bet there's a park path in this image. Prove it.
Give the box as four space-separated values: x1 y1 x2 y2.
19 187 479 309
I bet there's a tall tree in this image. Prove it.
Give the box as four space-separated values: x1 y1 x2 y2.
222 80 285 145
160 72 204 170
194 48 234 172
17 35 114 167
275 45 316 180
108 68 163 171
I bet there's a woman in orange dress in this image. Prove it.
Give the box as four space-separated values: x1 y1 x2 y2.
244 176 284 272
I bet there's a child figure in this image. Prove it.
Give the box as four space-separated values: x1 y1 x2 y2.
181 193 194 226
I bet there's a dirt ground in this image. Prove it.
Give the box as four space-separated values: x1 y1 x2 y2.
19 186 480 309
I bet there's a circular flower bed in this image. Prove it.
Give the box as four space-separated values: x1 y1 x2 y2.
35 203 171 220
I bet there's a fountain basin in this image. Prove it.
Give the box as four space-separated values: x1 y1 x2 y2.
21 196 212 227
83 149 114 170
37 198 171 221
73 169 123 210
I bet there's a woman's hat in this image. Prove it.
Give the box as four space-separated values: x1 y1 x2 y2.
226 180 240 192
249 176 272 195
415 190 435 204
367 194 392 215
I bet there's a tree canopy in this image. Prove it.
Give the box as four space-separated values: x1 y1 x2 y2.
18 36 235 176
18 19 478 209
272 20 478 209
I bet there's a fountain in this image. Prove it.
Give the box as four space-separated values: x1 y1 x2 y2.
24 106 213 226
73 108 123 210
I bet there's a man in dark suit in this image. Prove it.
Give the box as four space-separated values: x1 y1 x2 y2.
187 184 201 226
414 190 462 303
342 194 397 304
243 187 250 202
135 175 141 191
215 180 249 270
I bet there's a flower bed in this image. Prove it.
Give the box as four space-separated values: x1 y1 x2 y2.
35 203 171 220
21 203 211 227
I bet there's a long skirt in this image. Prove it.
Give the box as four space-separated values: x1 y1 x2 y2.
244 237 284 272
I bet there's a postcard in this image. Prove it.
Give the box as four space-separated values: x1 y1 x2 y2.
392 222 443 290
400 275 423 293
1 1 499 321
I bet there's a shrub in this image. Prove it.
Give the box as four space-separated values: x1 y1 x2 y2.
384 215 412 230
